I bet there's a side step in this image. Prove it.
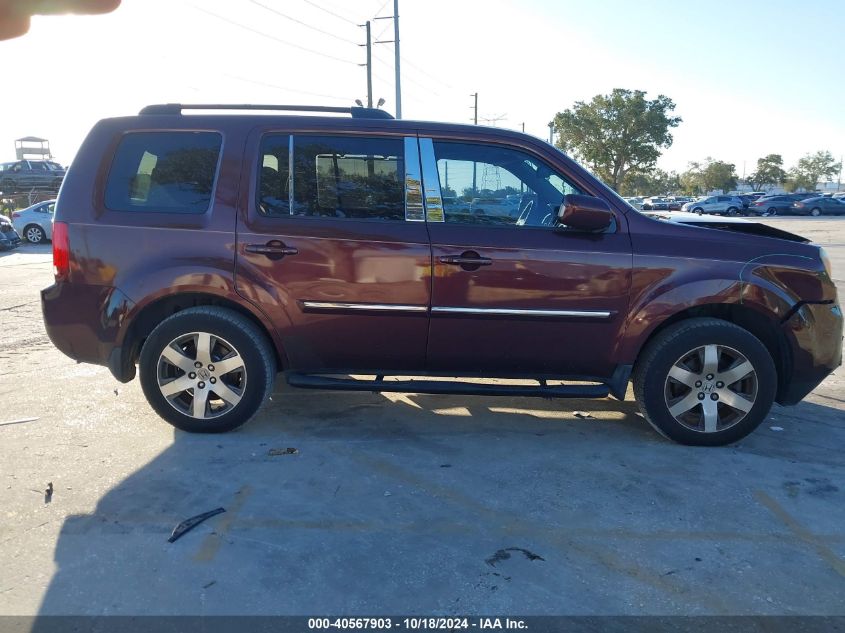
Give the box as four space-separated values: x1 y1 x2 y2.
286 373 610 399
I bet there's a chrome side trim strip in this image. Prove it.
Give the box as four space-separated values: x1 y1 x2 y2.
431 307 612 318
418 137 445 222
302 301 428 313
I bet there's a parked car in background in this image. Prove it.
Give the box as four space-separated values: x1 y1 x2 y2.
11 199 55 243
833 192 845 200
681 195 744 215
469 197 518 217
0 214 21 250
0 161 66 194
668 196 694 210
792 196 845 216
747 193 816 217
642 196 671 210
623 196 644 210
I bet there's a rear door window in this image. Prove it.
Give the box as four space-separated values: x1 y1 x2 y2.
295 135 405 221
105 131 222 213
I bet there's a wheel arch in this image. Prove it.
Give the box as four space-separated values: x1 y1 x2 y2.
631 303 790 400
114 291 286 382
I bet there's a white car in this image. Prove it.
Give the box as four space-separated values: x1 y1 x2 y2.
11 199 55 243
680 195 744 215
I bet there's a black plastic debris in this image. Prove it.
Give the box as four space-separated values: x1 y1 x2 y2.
268 447 298 456
44 482 53 504
168 507 225 543
485 548 545 567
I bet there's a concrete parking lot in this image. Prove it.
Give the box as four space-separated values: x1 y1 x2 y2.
1 218 843 616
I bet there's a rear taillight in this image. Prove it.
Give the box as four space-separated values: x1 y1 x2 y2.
53 221 69 281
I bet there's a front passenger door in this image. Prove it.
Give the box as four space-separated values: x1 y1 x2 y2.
419 138 632 379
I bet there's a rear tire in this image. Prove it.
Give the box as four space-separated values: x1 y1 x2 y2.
633 318 776 446
139 306 276 433
24 224 45 244
726 207 738 216
810 208 821 217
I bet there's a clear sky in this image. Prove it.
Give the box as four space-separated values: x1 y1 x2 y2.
1 0 843 179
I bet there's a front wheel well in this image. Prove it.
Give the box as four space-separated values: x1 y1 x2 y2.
123 293 282 373
634 303 790 398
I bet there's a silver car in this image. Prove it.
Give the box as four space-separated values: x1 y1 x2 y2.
11 199 55 243
681 195 744 215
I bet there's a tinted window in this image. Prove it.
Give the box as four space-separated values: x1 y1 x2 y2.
256 134 291 216
105 131 222 213
290 135 404 221
433 141 581 228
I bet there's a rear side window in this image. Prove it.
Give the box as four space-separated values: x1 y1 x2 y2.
291 135 404 221
105 131 222 213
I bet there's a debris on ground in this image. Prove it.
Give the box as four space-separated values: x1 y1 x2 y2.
573 411 593 419
770 426 784 431
167 507 226 543
485 547 545 567
268 447 298 456
44 482 53 504
0 417 40 427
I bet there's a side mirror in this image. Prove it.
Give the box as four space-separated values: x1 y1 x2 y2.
557 194 614 232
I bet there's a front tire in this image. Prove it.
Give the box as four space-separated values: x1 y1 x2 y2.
139 306 276 433
633 318 776 446
810 208 821 217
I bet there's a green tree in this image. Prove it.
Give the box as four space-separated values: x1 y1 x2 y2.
620 168 679 196
748 154 786 191
784 151 841 192
679 158 737 194
552 88 681 191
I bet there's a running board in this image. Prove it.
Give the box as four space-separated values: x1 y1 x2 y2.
286 373 610 399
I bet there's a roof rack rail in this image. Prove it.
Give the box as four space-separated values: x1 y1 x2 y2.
138 103 394 120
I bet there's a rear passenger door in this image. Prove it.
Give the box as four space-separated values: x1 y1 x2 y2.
235 130 432 372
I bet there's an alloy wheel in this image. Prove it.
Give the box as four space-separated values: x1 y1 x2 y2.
664 344 758 433
156 331 247 420
25 226 44 243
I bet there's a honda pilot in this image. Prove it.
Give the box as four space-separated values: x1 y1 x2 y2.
41 104 842 446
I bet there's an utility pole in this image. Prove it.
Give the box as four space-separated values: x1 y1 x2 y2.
470 92 478 125
373 1 401 118
548 122 554 144
358 21 373 108
521 122 525 132
393 0 401 118
365 21 372 108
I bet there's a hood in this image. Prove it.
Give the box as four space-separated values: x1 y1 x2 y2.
642 211 810 243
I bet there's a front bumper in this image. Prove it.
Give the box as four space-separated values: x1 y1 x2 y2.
777 301 843 405
0 230 20 250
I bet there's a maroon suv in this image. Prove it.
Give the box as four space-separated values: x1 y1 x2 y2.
41 104 842 445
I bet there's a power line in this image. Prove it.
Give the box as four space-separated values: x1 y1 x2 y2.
222 72 354 103
301 0 358 26
186 3 357 65
372 51 440 96
248 0 358 46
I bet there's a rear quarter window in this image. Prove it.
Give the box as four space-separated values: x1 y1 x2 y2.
105 131 222 214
